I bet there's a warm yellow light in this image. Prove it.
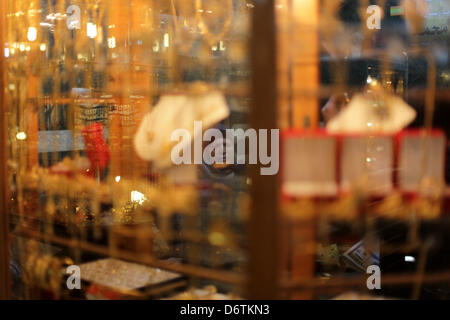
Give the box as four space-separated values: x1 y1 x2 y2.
19 44 25 52
107 37 116 49
152 41 160 52
219 41 226 51
131 191 146 205
16 132 27 140
40 43 47 51
208 232 226 246
115 176 121 183
87 23 97 38
27 27 37 42
163 33 170 48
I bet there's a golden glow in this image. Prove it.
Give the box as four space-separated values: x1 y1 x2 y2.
16 132 27 141
163 33 170 48
208 231 226 246
131 191 146 205
87 23 97 38
27 27 37 42
107 37 116 49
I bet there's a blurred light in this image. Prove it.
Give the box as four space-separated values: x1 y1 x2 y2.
219 41 226 51
27 27 37 41
40 43 47 51
131 191 146 205
152 41 160 52
390 6 404 16
208 232 226 246
405 256 415 263
16 132 27 140
115 176 121 183
163 33 170 47
19 43 25 52
107 37 116 49
4 48 9 58
87 23 97 38
67 20 80 30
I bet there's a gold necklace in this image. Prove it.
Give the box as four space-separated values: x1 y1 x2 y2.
170 0 200 54
195 0 233 46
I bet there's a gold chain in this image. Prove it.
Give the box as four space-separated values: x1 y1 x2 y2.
169 0 199 54
195 0 233 46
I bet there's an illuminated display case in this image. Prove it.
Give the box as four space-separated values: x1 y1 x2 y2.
1 0 450 300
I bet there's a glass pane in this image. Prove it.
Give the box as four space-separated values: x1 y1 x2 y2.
4 0 252 299
277 0 450 299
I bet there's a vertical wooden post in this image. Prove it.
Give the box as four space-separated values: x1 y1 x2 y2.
275 0 320 299
248 0 280 299
291 0 320 130
289 0 319 300
0 0 11 300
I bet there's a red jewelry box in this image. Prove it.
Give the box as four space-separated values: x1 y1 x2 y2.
396 130 447 194
340 134 394 196
281 130 338 198
281 129 447 198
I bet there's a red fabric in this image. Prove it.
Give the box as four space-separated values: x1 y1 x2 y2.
82 123 110 171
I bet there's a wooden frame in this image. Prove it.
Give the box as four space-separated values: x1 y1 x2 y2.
0 0 11 300
247 0 280 299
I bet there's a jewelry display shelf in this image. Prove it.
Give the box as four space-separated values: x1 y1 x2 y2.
1 0 450 300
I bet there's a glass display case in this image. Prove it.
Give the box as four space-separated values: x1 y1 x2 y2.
1 0 253 300
1 0 450 300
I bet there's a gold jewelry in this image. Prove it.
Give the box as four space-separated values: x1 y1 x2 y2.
24 254 39 285
170 0 200 54
48 257 63 298
195 0 233 46
34 256 50 287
